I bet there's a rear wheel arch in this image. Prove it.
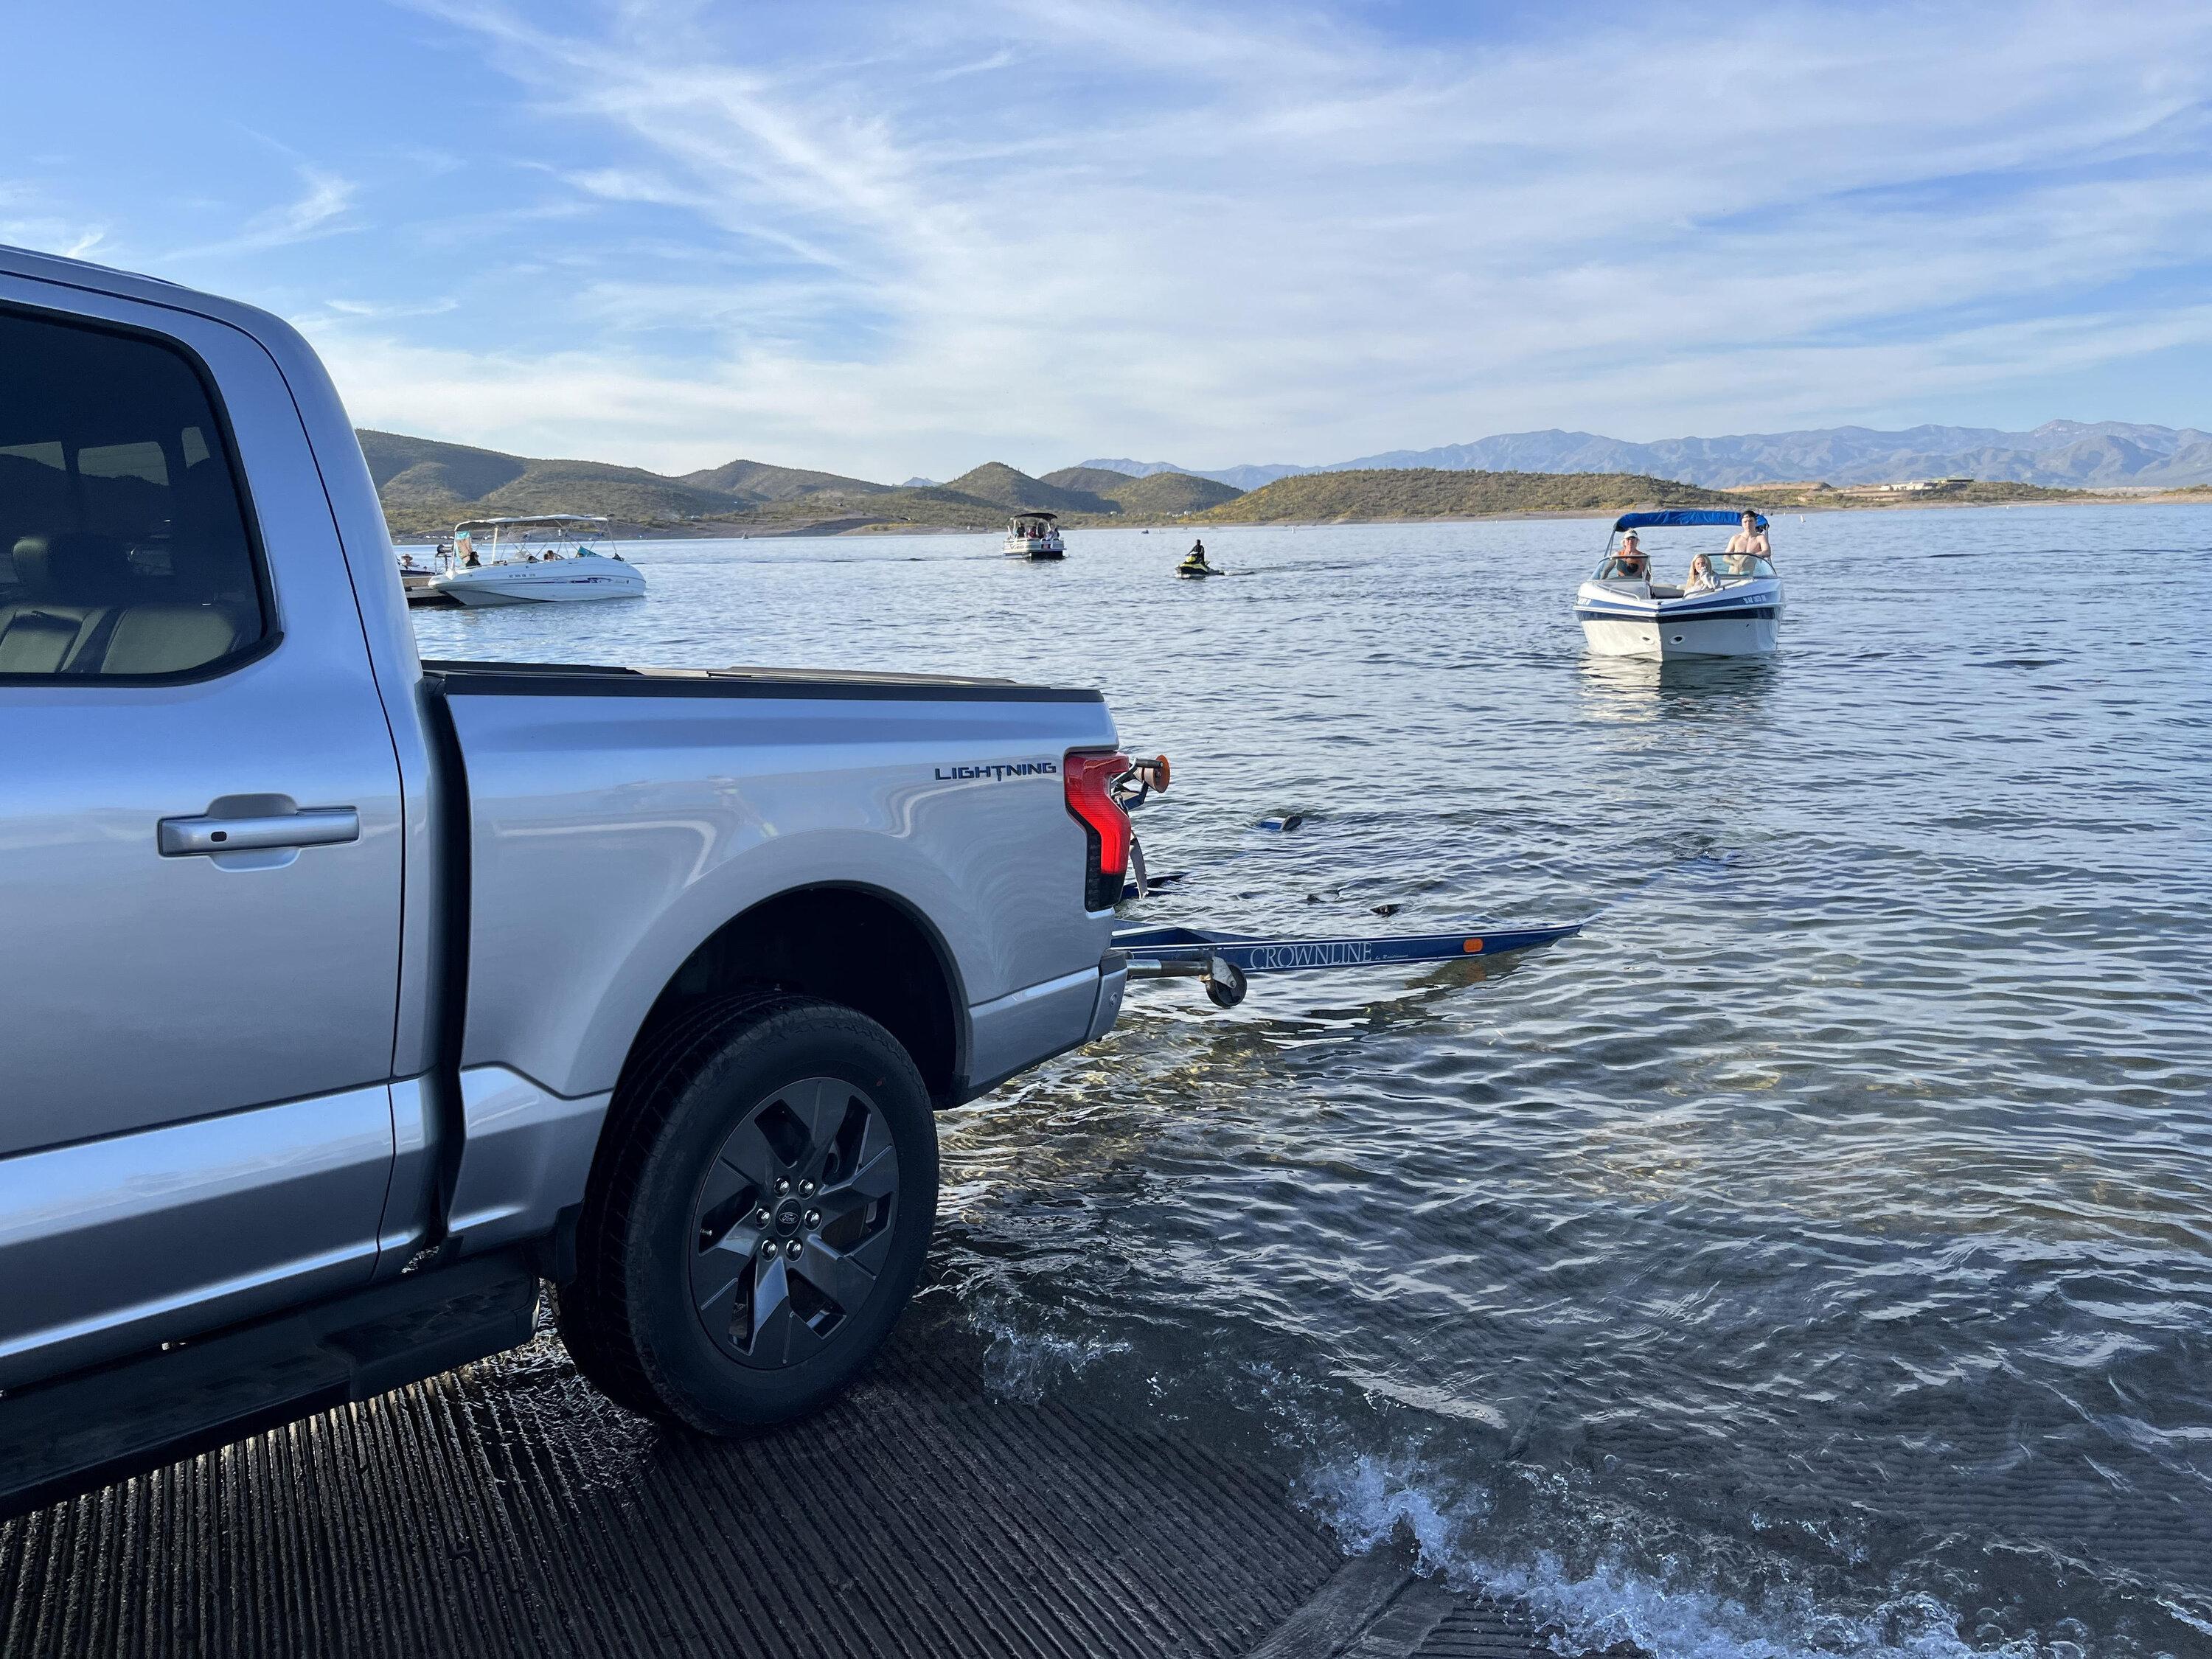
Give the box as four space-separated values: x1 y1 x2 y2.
622 883 969 1111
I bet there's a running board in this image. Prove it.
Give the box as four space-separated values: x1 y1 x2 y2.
0 1250 540 1522
1113 921 1580 1008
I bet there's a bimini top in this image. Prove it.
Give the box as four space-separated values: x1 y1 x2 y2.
453 514 612 533
1010 510 1059 521
1613 509 1766 532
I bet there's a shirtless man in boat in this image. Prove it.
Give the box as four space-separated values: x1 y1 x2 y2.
1724 511 1770 572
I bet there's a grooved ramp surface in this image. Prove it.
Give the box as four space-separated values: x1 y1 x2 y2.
0 1321 1354 1659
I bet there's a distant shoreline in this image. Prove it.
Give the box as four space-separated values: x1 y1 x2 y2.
388 487 2212 545
369 426 2212 543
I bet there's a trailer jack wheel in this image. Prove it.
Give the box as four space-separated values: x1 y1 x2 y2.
1204 955 1247 1009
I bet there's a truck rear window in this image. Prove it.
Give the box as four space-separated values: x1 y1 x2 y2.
0 308 268 679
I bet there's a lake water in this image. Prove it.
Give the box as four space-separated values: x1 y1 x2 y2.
412 507 2212 1659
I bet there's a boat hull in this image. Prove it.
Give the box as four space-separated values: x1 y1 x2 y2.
430 561 646 606
1576 580 1781 658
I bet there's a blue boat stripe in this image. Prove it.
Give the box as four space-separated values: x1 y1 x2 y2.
1578 607 1778 622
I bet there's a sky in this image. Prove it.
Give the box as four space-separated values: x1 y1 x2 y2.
6 0 2212 481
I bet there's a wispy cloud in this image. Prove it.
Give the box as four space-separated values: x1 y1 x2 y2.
166 163 359 265
0 181 107 260
317 296 462 320
319 0 2212 476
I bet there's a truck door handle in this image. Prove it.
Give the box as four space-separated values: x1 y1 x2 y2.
158 807 361 856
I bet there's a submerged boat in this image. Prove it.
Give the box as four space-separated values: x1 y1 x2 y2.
1004 512 1065 560
429 515 645 607
1575 509 1781 658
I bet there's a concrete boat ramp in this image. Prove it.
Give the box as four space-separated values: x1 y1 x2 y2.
0 1317 1579 1659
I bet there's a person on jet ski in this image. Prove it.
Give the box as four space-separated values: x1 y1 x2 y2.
1180 539 1218 576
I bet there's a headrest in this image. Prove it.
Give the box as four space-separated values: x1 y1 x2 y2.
10 532 134 603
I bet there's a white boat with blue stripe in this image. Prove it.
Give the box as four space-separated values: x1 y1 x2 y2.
1575 509 1781 659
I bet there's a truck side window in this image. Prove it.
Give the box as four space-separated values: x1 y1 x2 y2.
0 309 268 679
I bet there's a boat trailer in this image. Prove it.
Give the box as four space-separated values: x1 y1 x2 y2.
1107 755 1580 1009
1111 921 1581 1007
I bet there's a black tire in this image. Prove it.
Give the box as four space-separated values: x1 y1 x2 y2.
556 993 939 1433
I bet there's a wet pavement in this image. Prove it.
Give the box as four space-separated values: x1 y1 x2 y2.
0 1312 1566 1659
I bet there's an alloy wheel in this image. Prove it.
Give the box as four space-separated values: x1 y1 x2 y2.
687 1076 900 1368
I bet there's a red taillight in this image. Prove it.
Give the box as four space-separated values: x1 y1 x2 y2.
1064 750 1131 911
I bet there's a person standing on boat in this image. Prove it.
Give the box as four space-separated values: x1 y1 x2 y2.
1613 530 1648 580
1726 511 1770 563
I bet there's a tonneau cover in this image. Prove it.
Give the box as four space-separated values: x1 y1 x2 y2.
423 659 1104 703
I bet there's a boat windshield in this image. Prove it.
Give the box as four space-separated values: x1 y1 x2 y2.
453 519 614 566
1593 549 1775 582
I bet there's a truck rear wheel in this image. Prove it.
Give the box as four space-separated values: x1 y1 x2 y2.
556 993 939 1433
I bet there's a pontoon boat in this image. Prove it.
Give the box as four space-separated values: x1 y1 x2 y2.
1575 509 1781 658
1004 512 1065 560
428 515 645 607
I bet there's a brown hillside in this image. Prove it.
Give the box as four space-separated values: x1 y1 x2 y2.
1197 468 1741 523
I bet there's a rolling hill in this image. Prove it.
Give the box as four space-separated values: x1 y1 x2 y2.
676 459 892 503
359 432 1241 538
360 431 734 532
1043 467 1243 515
935 463 1119 515
1195 469 1743 524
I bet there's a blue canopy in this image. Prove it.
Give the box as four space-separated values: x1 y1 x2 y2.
1613 509 1765 532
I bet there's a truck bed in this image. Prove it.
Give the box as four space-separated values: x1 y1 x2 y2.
424 659 1105 703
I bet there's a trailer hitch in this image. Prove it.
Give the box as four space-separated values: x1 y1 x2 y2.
1110 754 1170 813
1120 947 1248 1008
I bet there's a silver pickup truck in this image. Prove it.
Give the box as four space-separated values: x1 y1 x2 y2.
0 246 1135 1514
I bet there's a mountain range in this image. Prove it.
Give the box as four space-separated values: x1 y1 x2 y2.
1083 420 2212 491
357 419 2209 542
357 431 1243 538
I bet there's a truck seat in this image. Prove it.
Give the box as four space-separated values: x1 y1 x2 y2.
0 533 132 673
92 475 260 674
98 599 252 675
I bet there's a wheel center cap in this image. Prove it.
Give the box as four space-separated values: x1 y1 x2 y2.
774 1199 804 1233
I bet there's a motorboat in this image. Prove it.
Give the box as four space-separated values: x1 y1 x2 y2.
396 543 460 608
428 515 645 607
1004 512 1065 560
1575 509 1781 658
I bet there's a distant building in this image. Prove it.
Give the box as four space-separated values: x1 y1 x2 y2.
1848 476 1976 495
